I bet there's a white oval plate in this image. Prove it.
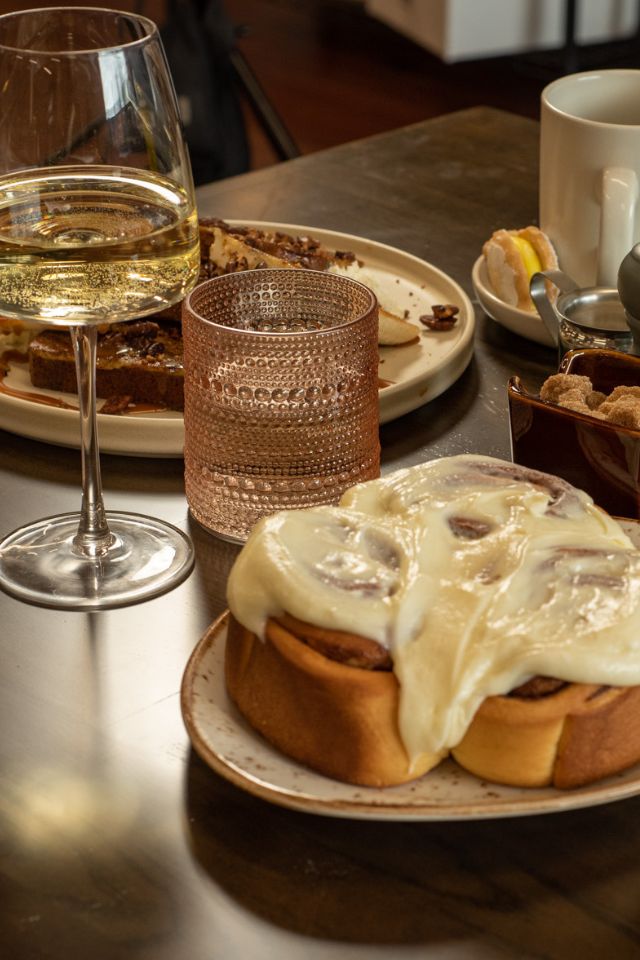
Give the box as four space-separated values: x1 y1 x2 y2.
472 255 555 348
0 225 475 456
181 519 640 822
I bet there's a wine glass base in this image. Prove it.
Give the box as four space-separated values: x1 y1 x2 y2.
0 511 194 610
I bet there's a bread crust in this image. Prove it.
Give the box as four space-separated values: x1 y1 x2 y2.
225 613 640 789
453 683 640 788
225 614 443 787
483 225 558 312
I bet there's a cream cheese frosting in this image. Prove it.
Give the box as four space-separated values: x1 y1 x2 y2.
226 454 640 767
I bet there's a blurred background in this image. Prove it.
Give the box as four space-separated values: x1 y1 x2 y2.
221 0 640 176
2 0 640 183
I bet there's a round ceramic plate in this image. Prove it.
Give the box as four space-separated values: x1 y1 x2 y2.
181 600 640 820
0 225 475 456
471 255 555 348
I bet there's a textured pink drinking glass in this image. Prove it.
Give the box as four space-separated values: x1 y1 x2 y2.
182 268 380 541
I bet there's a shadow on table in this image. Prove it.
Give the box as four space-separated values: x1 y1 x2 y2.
188 515 241 623
380 356 479 465
479 312 556 388
182 751 640 953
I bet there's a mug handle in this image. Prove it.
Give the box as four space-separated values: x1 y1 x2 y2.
598 167 638 287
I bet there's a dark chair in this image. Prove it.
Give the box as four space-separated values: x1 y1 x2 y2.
160 0 299 185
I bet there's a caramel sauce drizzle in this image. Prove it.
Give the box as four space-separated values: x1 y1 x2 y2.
0 350 75 409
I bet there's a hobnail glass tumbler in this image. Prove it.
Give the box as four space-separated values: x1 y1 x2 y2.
182 268 380 541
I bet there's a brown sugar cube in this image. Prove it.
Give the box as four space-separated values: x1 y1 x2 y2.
550 388 597 416
560 397 598 416
540 373 593 404
606 385 640 402
585 390 606 410
598 396 640 430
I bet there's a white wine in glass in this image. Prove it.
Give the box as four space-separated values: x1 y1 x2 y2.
0 8 201 609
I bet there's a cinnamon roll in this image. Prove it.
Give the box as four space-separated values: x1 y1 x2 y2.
225 455 640 788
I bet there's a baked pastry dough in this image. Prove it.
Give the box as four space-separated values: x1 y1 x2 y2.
453 681 640 789
483 225 558 311
226 613 640 789
226 614 444 787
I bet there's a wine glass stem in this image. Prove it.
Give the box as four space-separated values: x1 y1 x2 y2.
70 326 114 559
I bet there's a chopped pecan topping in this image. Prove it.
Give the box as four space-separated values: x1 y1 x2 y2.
203 217 357 271
199 259 217 281
334 249 358 265
420 304 459 331
223 255 252 274
118 321 159 340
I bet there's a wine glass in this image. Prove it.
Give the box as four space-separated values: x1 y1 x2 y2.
0 8 200 609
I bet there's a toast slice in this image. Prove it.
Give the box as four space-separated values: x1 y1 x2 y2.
28 319 184 411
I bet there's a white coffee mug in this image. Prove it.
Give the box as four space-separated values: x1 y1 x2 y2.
540 69 640 289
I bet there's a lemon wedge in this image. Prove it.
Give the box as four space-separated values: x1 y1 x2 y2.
512 236 542 278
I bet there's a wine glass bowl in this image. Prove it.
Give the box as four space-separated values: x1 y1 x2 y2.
0 7 199 609
0 166 199 326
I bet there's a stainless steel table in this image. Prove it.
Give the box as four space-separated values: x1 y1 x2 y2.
3 107 638 960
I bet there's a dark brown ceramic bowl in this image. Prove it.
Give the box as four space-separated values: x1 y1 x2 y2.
508 349 640 518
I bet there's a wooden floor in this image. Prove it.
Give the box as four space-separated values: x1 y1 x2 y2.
225 0 640 172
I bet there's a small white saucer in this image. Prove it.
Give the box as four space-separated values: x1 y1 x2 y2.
471 256 555 348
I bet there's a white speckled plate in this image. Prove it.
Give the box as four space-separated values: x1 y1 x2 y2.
471 255 555 348
180 602 640 821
